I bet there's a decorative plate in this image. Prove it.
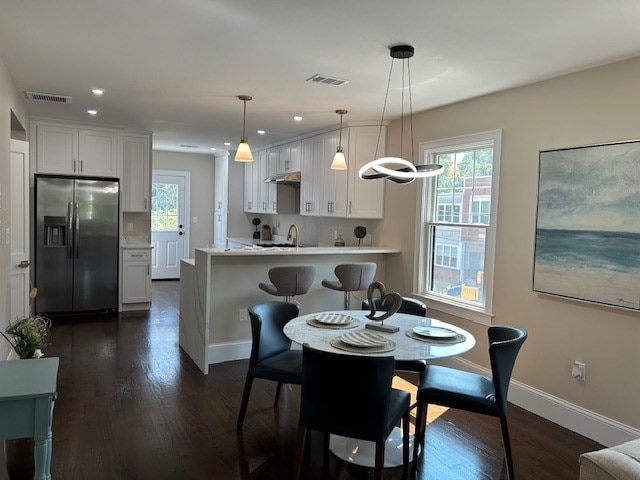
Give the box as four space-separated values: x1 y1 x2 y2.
412 326 458 339
314 313 355 325
339 331 388 347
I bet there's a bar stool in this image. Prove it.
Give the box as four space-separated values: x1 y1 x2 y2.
259 266 316 302
321 262 376 309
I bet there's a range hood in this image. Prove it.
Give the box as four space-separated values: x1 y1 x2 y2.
264 171 301 185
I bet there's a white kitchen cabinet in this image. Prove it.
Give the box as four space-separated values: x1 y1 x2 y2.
319 131 348 216
121 248 152 308
35 123 119 177
345 125 385 218
214 154 229 213
213 212 228 248
300 125 385 219
278 140 301 172
243 160 258 212
122 133 151 212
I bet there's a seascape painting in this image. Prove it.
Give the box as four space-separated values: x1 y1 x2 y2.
533 141 640 310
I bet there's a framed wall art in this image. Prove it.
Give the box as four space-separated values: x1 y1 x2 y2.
533 140 640 311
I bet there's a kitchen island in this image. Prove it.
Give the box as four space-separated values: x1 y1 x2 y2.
179 245 400 373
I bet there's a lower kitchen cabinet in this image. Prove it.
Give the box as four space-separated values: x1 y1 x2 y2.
121 248 152 310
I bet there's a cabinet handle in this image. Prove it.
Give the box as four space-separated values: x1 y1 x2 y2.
349 201 352 215
73 160 77 172
262 201 266 211
147 264 150 276
144 198 147 210
285 160 290 170
218 201 222 210
272 201 276 211
131 254 144 257
248 201 252 210
80 160 84 173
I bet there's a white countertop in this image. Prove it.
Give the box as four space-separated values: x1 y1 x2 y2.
195 245 400 256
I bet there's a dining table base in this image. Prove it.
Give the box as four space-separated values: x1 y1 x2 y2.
329 427 418 468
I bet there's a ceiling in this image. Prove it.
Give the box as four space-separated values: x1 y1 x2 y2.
2 0 640 155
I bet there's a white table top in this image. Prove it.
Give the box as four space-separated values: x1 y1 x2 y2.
284 311 475 361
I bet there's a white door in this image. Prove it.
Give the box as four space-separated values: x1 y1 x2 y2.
151 170 190 279
10 139 30 320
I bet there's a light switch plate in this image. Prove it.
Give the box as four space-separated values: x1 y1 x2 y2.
5 227 10 245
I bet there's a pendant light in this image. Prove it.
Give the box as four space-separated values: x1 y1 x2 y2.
331 109 348 170
234 95 254 162
359 45 443 184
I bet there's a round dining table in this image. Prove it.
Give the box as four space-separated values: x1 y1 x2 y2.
283 310 476 468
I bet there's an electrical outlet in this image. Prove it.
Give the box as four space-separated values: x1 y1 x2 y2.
334 230 338 240
127 222 134 232
193 216 198 224
572 361 586 382
239 308 249 322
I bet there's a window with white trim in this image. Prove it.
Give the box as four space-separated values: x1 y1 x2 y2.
415 130 501 324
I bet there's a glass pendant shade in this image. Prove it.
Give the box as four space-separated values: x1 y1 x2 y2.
235 138 253 162
331 147 347 170
234 95 253 163
331 109 348 170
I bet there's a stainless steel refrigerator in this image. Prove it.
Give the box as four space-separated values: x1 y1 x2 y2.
35 175 119 314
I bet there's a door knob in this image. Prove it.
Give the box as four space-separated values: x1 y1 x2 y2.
178 232 183 236
18 260 30 268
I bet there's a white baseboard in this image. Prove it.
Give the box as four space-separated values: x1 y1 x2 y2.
207 341 252 365
444 356 640 448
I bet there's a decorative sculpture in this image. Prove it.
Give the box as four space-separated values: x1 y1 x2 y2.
365 281 402 333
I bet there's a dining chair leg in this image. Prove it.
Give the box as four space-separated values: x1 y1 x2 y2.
402 410 410 476
412 401 427 465
374 442 385 480
274 381 283 408
322 432 330 479
236 375 254 431
500 416 515 480
291 426 307 480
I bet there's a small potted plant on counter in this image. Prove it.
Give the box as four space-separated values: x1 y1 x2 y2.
354 225 367 247
252 217 261 239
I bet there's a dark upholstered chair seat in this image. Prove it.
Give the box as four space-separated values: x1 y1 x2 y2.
250 350 302 384
418 365 496 414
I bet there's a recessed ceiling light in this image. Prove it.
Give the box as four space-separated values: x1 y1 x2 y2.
293 116 303 121
91 88 104 96
87 109 98 115
224 142 231 146
210 147 217 151
257 130 265 135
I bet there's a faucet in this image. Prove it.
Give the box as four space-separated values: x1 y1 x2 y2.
286 224 300 248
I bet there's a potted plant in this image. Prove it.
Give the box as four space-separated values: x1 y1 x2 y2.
354 225 367 247
252 217 261 239
2 315 51 359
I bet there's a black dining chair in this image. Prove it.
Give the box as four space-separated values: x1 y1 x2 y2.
236 301 302 431
412 325 528 479
362 296 428 377
291 344 411 480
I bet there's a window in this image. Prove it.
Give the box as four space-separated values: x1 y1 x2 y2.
151 182 179 231
415 130 502 324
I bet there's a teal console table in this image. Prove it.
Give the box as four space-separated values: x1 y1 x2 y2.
0 358 59 480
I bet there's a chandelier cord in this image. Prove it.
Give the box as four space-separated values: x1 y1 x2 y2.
374 56 395 160
407 55 415 165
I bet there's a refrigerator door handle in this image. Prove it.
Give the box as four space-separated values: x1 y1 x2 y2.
67 202 73 259
74 202 80 258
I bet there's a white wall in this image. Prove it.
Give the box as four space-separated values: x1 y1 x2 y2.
381 55 640 434
153 150 215 256
0 57 29 359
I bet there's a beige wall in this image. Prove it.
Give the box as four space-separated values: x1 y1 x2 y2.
0 57 29 359
381 56 640 431
153 150 215 256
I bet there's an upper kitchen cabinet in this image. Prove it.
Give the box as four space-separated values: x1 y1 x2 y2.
122 133 151 212
300 125 385 219
34 122 119 177
278 140 301 173
345 125 385 219
243 159 259 213
214 154 229 213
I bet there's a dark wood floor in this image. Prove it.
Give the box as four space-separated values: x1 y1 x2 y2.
7 280 602 479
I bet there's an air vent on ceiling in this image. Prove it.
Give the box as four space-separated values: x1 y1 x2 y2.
24 91 73 104
306 74 350 87
179 144 199 149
